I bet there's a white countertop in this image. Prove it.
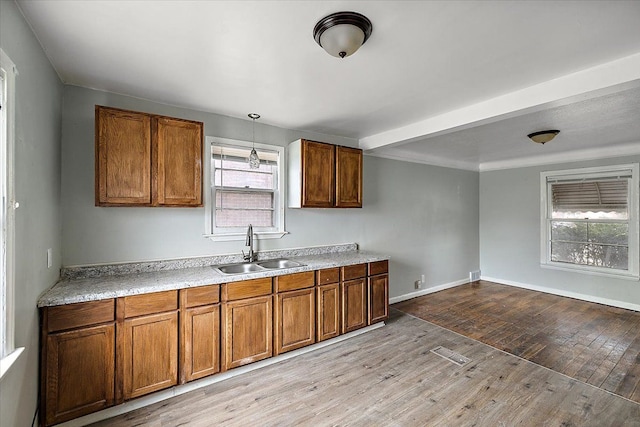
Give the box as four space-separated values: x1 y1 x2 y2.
38 250 388 307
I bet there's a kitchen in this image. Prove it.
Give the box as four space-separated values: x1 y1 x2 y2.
2 1 640 426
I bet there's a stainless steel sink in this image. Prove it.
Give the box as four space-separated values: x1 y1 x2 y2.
216 263 264 275
214 259 304 275
257 259 304 269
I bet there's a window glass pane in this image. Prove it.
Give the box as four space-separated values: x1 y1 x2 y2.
551 221 587 242
215 209 273 227
551 242 628 270
216 191 273 210
551 179 628 219
587 223 628 245
214 168 273 189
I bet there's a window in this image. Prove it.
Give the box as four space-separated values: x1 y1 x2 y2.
0 49 22 379
204 136 286 240
540 164 639 279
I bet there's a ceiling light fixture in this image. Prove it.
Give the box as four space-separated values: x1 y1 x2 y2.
248 113 260 169
313 11 372 59
527 130 560 145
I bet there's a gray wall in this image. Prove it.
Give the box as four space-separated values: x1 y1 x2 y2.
0 2 63 426
61 86 480 298
480 156 640 308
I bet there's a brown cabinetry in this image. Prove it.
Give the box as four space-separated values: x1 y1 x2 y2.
180 285 221 383
316 268 341 341
368 261 389 324
120 291 179 400
221 278 273 371
288 139 362 208
95 105 203 207
341 264 368 333
274 272 315 355
40 300 116 426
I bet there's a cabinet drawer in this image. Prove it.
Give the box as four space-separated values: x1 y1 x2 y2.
46 299 115 332
316 268 340 285
182 285 220 308
123 290 178 318
341 263 367 281
222 278 272 301
368 260 389 276
274 271 315 292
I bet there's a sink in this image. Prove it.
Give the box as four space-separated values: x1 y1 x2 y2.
257 259 304 269
214 259 304 275
216 263 264 275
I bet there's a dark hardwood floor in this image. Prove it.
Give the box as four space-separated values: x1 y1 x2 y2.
393 280 640 404
92 309 640 426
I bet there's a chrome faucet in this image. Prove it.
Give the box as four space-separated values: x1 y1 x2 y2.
243 224 256 262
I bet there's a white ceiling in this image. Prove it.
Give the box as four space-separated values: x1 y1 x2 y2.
16 0 640 171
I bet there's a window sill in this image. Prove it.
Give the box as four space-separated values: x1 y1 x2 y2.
0 347 24 381
540 263 640 281
204 231 288 242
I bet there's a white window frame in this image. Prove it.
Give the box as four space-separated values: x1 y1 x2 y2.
203 136 287 241
540 163 640 280
0 49 23 380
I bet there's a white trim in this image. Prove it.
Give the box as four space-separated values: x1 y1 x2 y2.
482 276 640 313
389 278 469 304
0 49 17 361
55 322 384 427
0 346 23 381
540 163 640 279
204 136 286 241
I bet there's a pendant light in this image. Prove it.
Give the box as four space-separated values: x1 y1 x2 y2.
248 113 260 169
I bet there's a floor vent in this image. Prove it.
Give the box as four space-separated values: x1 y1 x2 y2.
469 270 481 282
430 346 471 366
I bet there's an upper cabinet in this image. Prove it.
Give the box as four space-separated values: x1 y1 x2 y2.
95 106 203 207
288 139 362 208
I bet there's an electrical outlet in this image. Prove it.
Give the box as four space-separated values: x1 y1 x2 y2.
414 280 421 289
47 248 52 268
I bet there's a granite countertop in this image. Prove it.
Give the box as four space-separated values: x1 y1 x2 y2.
38 244 388 307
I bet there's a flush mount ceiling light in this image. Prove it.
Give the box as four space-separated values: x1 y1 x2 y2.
313 11 372 58
527 130 560 145
248 113 260 169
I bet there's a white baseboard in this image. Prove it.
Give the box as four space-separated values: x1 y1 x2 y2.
58 322 385 427
389 278 469 304
482 276 640 312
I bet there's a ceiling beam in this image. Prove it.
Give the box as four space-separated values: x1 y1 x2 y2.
359 53 640 152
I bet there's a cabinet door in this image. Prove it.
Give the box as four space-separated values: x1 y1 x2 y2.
154 116 203 206
96 106 152 206
123 312 178 400
302 140 335 207
222 295 272 371
336 146 363 208
45 324 115 426
275 288 315 355
342 278 367 333
368 274 389 324
317 283 340 342
182 305 220 383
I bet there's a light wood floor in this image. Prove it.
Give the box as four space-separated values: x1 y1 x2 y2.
92 309 640 426
393 280 640 405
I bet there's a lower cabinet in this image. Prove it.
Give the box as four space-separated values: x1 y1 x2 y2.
222 294 273 370
122 311 178 400
342 278 368 333
44 324 115 426
316 283 340 341
275 288 316 354
180 285 221 383
368 274 389 324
